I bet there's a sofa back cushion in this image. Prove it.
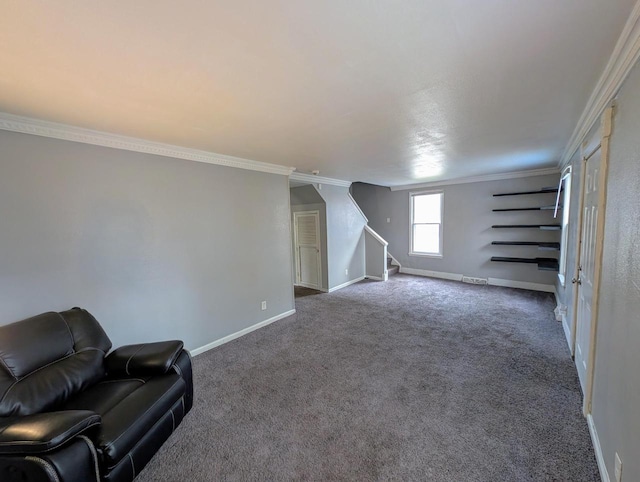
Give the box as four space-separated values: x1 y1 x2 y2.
0 308 112 416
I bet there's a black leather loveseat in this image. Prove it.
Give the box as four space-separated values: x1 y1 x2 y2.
0 308 193 482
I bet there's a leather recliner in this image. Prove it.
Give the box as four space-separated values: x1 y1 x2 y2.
0 308 193 482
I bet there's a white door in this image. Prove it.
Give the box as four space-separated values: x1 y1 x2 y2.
575 145 600 394
573 106 612 412
294 211 321 289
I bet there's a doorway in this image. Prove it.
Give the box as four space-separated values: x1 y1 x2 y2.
293 210 322 290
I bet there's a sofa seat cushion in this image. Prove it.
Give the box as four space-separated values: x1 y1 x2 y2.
63 379 145 415
62 374 185 468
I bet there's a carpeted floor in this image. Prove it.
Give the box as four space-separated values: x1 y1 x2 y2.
137 274 598 481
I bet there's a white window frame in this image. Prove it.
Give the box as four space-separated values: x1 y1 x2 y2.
557 168 572 286
409 190 444 258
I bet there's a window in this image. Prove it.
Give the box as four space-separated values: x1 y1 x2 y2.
557 168 572 286
410 191 444 257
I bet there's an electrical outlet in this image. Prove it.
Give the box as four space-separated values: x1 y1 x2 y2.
615 453 622 482
261 301 267 311
386 217 391 223
345 269 348 276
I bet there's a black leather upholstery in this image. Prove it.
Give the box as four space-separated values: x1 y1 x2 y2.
0 410 100 454
0 308 193 482
0 309 112 418
64 374 185 468
105 340 184 377
1 436 101 482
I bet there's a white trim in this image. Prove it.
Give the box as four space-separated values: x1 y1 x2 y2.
553 287 563 321
559 0 640 169
570 150 588 358
587 414 611 482
582 107 613 417
190 309 296 357
328 276 365 293
554 287 573 353
399 267 463 282
409 190 444 257
487 277 556 293
364 225 388 246
293 210 322 290
562 313 572 354
289 171 351 188
558 273 566 287
399 269 555 295
389 167 559 191
348 192 368 222
0 112 295 176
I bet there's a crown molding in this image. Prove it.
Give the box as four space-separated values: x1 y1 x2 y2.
559 0 640 168
388 167 560 191
0 112 295 176
289 171 351 187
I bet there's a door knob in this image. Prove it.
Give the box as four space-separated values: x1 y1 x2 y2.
572 277 582 285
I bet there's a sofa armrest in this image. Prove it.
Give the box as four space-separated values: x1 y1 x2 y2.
106 340 184 377
0 410 101 455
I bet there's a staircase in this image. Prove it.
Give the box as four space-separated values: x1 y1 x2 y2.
387 256 399 276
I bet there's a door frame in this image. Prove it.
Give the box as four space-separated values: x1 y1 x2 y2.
293 210 322 290
571 106 613 416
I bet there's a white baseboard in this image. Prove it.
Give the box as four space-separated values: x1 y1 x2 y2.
190 309 296 357
587 414 610 482
398 268 556 293
399 267 463 281
487 277 555 293
328 276 365 293
552 286 573 353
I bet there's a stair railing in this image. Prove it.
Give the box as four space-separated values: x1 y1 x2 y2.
364 225 389 281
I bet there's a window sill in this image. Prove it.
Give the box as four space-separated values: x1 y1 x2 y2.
409 252 443 259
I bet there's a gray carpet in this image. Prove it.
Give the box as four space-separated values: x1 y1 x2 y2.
137 274 598 481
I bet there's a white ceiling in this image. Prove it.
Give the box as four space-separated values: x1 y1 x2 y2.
0 1 636 186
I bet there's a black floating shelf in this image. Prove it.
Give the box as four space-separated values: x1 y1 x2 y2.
492 224 561 230
492 241 560 251
491 256 559 272
493 187 559 197
492 205 560 212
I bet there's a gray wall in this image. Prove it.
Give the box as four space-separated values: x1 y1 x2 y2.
352 174 561 285
289 186 328 291
290 185 324 205
317 184 367 290
587 62 640 482
0 130 295 351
